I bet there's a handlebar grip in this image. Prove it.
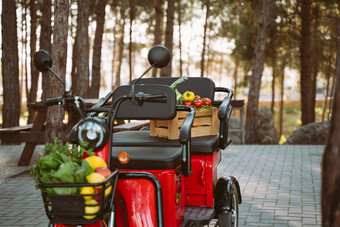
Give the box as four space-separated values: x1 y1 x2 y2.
42 97 63 106
41 96 75 107
133 93 167 102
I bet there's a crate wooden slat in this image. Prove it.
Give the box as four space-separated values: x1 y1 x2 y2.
150 107 218 140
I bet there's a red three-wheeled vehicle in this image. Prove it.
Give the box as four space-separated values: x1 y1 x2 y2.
33 45 242 227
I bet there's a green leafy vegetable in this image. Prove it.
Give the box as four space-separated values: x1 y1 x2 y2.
30 138 95 195
170 76 188 105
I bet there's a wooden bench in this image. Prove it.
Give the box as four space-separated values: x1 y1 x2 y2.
0 124 45 145
1 98 150 166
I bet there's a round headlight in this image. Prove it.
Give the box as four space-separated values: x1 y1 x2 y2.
76 117 109 151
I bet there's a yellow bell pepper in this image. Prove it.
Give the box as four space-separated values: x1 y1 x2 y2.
183 91 195 102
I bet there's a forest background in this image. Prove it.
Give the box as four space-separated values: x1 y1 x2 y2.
1 0 339 144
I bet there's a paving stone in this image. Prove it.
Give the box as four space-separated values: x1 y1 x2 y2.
303 217 317 225
288 220 303 227
218 145 323 226
261 212 275 220
273 224 289 227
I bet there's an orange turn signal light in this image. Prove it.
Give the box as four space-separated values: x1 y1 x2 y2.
118 151 130 164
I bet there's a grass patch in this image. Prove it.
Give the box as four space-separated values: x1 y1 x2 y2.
284 106 300 114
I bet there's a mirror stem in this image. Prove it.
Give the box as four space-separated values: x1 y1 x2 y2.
134 63 155 85
47 66 66 96
129 63 155 97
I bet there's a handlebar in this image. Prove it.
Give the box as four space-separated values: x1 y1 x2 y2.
40 97 64 106
131 92 167 103
38 93 88 119
38 86 169 121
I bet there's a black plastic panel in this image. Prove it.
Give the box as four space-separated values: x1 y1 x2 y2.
112 84 177 120
134 77 216 100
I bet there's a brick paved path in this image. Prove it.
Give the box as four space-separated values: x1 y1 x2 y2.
0 145 323 226
219 145 323 227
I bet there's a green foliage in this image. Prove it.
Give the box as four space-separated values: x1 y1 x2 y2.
44 137 95 164
284 106 300 114
29 138 95 195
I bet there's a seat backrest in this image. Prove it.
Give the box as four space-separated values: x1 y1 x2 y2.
135 77 216 101
112 84 177 120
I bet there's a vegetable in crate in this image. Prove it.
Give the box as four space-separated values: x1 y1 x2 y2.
202 98 212 106
29 138 95 195
170 76 188 105
183 101 192 106
183 91 195 102
193 99 203 108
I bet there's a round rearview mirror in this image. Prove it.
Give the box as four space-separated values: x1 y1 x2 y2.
148 45 171 68
34 50 52 72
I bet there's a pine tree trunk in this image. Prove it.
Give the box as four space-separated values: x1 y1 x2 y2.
177 0 183 77
278 62 285 140
39 0 52 100
73 0 90 98
300 0 315 125
71 38 77 92
321 14 340 226
129 2 135 83
311 8 320 121
200 0 209 78
111 19 117 90
45 0 69 142
328 72 336 120
160 0 175 77
152 0 164 77
245 0 274 144
115 8 126 88
22 2 28 111
271 51 277 115
205 31 212 77
322 57 332 121
89 0 108 98
1 0 20 128
28 0 39 123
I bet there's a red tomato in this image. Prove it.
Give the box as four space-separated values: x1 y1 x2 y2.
202 98 212 106
183 101 192 106
195 95 201 100
193 99 203 108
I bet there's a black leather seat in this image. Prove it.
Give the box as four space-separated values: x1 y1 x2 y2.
112 131 220 154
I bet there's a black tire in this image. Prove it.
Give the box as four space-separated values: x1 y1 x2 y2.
217 185 239 227
217 212 229 226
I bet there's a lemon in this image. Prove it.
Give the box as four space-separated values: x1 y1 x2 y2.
84 199 99 219
105 185 112 197
80 186 94 200
86 172 106 188
85 156 107 170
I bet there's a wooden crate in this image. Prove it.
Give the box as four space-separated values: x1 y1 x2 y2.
150 107 218 140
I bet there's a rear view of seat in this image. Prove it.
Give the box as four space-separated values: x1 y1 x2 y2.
112 77 233 154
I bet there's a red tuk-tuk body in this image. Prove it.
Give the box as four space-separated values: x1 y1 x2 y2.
184 151 221 207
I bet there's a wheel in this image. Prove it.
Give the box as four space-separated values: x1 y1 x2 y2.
216 184 239 227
